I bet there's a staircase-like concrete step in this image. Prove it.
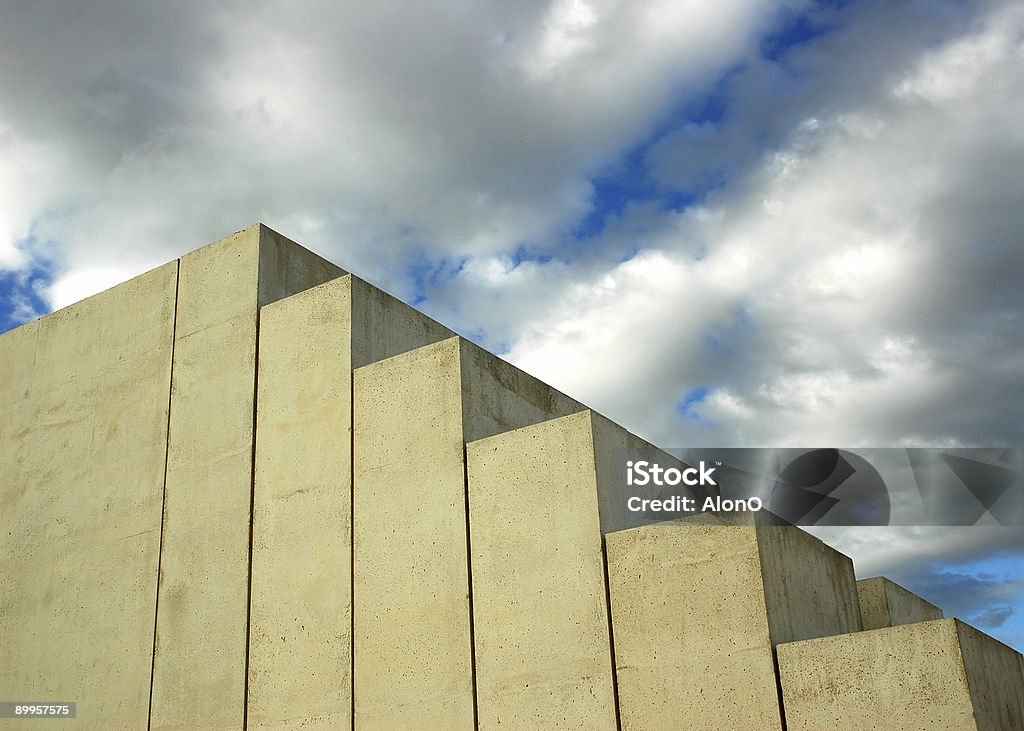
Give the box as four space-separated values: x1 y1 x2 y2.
250 274 454 729
352 336 583 729
777 618 1024 730
465 410 693 730
856 576 942 631
605 513 862 730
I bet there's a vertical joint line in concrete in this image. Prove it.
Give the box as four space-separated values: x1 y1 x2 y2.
148 260 181 731
757 535 788 730
243 308 261 731
592 435 622 730
350 375 356 731
463 444 480 730
601 535 623 731
772 650 789 731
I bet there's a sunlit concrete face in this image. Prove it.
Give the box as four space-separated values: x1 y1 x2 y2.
778 618 1024 730
0 263 177 731
463 409 695 730
351 336 582 730
466 411 615 731
149 225 343 731
605 513 861 731
249 275 452 729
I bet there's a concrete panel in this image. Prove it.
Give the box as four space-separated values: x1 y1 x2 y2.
756 517 862 644
605 514 860 730
778 618 1024 730
955 621 1024 730
857 576 942 630
606 519 783 731
0 263 178 730
466 411 616 731
249 276 451 729
151 225 343 730
352 337 581 730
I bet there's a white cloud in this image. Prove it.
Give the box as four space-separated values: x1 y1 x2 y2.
0 122 68 270
0 0 801 307
3 0 1012 449
472 0 1024 449
47 266 139 313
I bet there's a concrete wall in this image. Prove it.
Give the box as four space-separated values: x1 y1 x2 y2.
249 275 451 729
756 517 862 645
0 264 178 730
1 224 347 730
857 576 943 631
150 224 343 730
466 411 617 730
589 412 711 534
955 620 1024 729
778 618 1024 730
606 519 784 730
351 337 581 729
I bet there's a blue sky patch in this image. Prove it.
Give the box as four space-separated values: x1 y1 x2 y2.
677 386 710 422
0 244 55 335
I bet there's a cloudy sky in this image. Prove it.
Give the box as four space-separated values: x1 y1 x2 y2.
2 0 1022 651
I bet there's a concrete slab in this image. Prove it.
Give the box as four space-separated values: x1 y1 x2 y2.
151 225 343 730
754 513 863 645
956 621 1024 730
605 513 860 730
467 411 613 730
0 263 178 730
248 275 451 729
857 576 943 630
778 618 1024 730
352 337 582 730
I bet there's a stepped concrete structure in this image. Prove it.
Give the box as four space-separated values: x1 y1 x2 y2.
856 576 944 631
1 224 1022 730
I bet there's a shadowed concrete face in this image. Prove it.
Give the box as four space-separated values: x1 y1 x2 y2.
778 618 1024 730
351 337 582 730
856 576 943 631
249 275 452 730
0 263 177 731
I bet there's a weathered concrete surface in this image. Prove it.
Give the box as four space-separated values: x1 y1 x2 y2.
754 514 862 645
249 275 451 729
151 225 342 730
606 519 782 731
466 411 617 730
857 576 942 630
955 621 1024 730
0 263 178 730
352 337 581 730
605 513 860 730
778 618 1024 730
